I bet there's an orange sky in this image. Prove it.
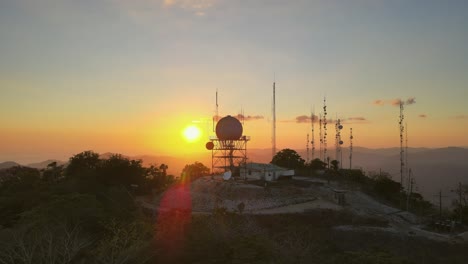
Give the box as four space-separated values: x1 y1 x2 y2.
1 1 467 163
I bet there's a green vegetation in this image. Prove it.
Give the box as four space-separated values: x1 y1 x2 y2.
0 151 173 263
271 148 305 169
0 150 466 263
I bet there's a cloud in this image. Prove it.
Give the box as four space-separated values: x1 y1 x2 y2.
454 115 468 119
163 0 217 15
390 98 403 106
405 97 416 105
418 114 427 118
341 117 369 124
347 117 366 121
373 100 385 106
213 114 264 122
373 97 417 107
294 114 322 124
235 114 264 121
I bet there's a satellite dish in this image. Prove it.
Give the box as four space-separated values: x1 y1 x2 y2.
339 140 344 145
338 125 343 130
223 171 232 181
206 142 214 150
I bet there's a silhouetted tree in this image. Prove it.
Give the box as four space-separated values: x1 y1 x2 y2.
330 160 339 171
271 149 305 169
66 150 100 178
308 158 326 170
159 164 168 177
42 161 63 182
181 162 210 181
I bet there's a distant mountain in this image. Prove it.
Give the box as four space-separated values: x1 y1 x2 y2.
26 160 67 169
2 147 466 207
236 147 468 206
0 161 21 169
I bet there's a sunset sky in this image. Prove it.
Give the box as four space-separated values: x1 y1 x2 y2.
1 0 467 163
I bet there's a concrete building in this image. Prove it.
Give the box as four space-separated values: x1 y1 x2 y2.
240 163 294 182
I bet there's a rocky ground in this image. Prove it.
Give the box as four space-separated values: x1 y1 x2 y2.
140 175 468 244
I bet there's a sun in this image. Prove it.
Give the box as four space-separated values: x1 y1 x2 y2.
183 125 202 142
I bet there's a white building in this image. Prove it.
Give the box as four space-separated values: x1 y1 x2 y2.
240 163 294 181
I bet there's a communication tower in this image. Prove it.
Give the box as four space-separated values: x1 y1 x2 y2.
206 115 250 174
349 128 353 169
323 98 328 165
272 82 276 159
335 118 343 168
399 101 405 189
311 109 315 160
319 113 323 161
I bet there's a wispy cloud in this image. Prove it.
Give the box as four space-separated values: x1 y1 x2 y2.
454 115 468 119
419 114 427 118
373 100 385 106
295 115 320 123
163 0 217 16
347 117 366 121
406 97 416 105
374 97 417 107
212 114 264 122
390 98 403 106
342 116 369 124
235 114 264 121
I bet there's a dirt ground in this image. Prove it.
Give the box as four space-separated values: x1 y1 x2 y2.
142 175 467 244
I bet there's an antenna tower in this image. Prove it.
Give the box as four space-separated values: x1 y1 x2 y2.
311 109 315 160
213 89 219 132
399 101 405 190
306 133 310 163
272 81 276 159
335 118 343 168
349 128 353 169
405 122 409 189
323 98 328 165
319 113 323 160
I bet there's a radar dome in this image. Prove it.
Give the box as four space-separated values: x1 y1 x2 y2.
216 115 243 140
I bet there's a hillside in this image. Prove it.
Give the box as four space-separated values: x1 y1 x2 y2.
0 161 20 170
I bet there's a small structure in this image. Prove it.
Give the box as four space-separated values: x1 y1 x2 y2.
332 188 347 205
240 163 294 182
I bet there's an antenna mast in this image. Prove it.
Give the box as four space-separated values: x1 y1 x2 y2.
323 97 328 165
319 113 323 161
399 101 405 190
335 118 343 168
349 128 353 169
213 89 219 132
306 133 310 163
405 122 409 189
311 108 315 160
272 81 276 159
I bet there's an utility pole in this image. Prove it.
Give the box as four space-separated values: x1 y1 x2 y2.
406 169 413 211
434 190 447 219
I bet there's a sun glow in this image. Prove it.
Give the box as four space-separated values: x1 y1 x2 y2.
183 125 201 142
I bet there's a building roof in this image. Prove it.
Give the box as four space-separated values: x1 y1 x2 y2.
244 162 288 171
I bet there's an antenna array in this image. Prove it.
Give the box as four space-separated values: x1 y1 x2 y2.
399 101 405 189
323 98 328 165
272 82 276 159
349 128 353 169
311 109 315 160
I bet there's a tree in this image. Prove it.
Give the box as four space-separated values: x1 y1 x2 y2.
330 160 339 171
181 162 210 181
308 158 326 170
66 150 100 178
271 149 305 169
159 164 168 177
